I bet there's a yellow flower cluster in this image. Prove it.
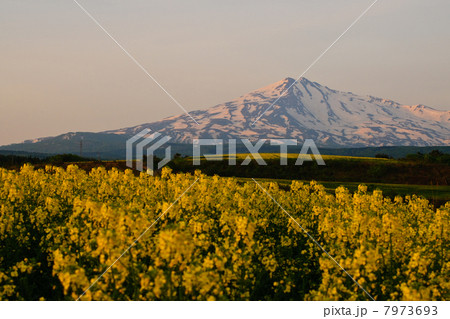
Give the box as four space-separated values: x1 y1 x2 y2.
0 164 448 300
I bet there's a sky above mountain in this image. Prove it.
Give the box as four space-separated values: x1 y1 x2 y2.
1 0 450 145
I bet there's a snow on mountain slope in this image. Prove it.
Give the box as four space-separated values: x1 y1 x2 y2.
106 77 450 147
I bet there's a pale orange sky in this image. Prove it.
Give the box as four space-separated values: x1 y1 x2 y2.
1 0 449 145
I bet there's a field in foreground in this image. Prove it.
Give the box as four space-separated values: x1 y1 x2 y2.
0 165 448 300
236 177 450 207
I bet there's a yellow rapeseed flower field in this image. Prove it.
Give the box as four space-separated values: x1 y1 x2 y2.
0 165 448 300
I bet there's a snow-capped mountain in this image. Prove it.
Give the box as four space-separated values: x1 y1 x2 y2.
2 77 449 155
106 77 449 147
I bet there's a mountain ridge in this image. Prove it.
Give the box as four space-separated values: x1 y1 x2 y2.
2 77 449 153
102 77 449 146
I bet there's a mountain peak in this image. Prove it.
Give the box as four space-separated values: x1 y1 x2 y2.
257 77 306 95
280 77 311 85
272 77 296 88
277 77 316 90
282 76 296 83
